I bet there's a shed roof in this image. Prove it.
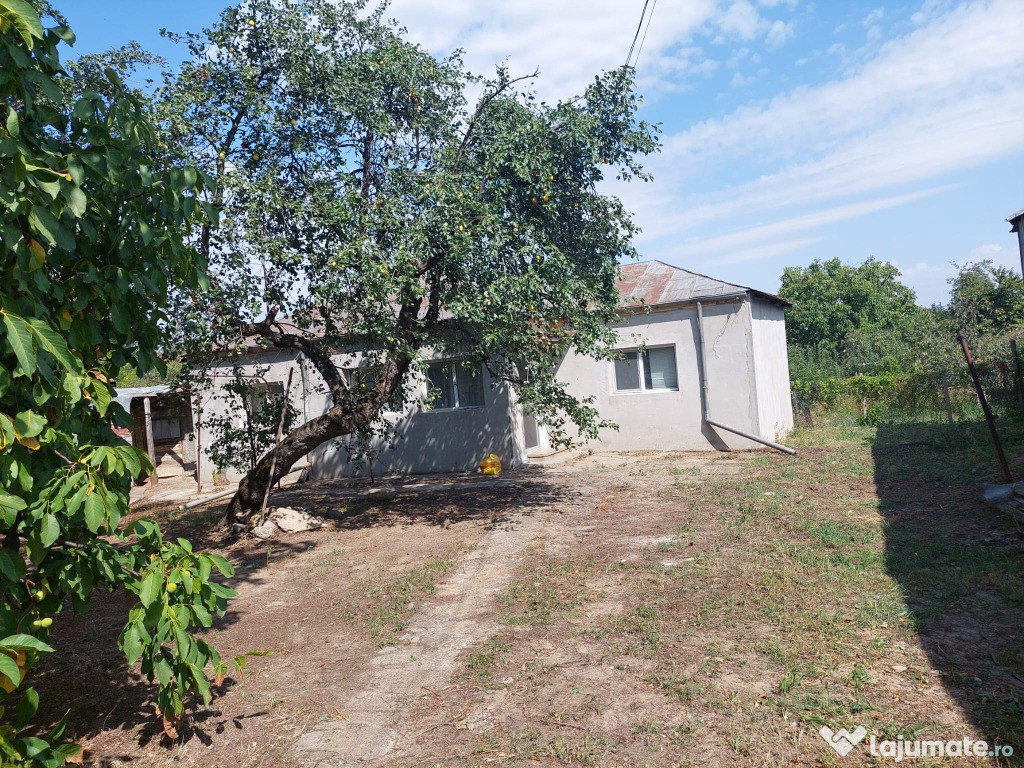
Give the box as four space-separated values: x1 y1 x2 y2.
112 385 173 413
615 260 790 309
1008 207 1024 232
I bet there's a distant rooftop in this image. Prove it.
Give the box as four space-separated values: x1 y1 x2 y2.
615 260 790 309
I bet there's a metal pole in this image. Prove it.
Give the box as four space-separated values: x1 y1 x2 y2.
257 368 294 523
143 396 158 485
957 331 1013 483
705 418 797 456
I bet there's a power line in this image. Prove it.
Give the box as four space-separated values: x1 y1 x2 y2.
633 0 659 69
625 0 652 68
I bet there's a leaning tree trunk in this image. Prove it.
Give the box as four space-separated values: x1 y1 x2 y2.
224 402 378 529
225 309 416 530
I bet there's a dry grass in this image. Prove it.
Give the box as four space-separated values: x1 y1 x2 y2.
400 415 1024 766
44 415 1024 767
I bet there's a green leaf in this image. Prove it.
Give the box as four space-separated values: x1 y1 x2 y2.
14 686 38 728
0 653 21 688
39 512 59 547
65 185 87 217
0 547 26 581
0 0 43 49
28 205 74 251
82 491 105 532
4 106 18 137
2 313 36 377
90 379 111 416
208 554 235 578
0 633 54 653
139 570 162 608
13 410 44 438
122 624 143 664
191 603 212 628
26 317 82 374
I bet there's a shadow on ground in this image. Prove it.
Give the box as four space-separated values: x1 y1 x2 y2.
29 473 564 752
873 419 1024 748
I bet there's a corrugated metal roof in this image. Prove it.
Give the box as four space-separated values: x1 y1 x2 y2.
616 260 789 308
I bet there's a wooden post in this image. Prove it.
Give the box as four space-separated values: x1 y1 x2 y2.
1010 339 1024 416
257 369 294 524
957 332 1013 483
941 371 953 426
143 396 158 486
194 393 203 496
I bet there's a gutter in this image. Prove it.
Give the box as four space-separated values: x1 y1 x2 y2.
695 300 796 456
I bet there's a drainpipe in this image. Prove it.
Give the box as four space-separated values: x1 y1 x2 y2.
696 300 796 456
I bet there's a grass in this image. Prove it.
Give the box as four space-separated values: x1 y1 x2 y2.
415 413 1024 765
466 634 511 687
498 557 591 626
361 555 454 646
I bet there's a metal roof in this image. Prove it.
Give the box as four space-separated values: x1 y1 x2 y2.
615 260 790 309
1007 207 1024 232
112 385 173 413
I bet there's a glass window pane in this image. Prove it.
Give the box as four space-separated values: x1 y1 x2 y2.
643 347 678 390
426 363 455 409
614 351 640 391
455 362 485 407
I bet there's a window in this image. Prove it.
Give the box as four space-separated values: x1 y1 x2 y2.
613 346 678 392
426 360 485 409
246 381 283 414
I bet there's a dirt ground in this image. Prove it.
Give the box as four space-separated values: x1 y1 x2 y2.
31 418 1024 767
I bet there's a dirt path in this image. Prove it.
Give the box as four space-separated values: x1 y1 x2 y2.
41 430 1024 767
294 511 550 766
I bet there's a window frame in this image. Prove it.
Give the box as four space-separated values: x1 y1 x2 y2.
423 359 486 411
611 344 679 394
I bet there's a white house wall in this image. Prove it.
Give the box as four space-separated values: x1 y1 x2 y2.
194 350 521 483
311 364 521 479
749 299 795 441
554 300 765 451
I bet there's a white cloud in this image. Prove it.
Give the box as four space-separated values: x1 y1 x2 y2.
765 19 794 49
628 0 1024 255
385 0 723 101
862 7 885 27
662 187 951 263
718 0 762 40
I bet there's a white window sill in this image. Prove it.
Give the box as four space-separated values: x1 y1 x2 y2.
611 388 680 396
421 405 488 413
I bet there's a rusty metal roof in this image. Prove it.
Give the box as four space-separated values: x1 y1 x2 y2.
616 260 790 309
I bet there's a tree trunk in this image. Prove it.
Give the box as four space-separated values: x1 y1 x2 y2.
225 402 372 528
224 312 413 529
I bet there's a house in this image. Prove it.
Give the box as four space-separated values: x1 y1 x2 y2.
193 261 794 483
112 385 197 483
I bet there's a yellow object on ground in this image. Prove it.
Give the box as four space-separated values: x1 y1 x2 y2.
479 453 502 476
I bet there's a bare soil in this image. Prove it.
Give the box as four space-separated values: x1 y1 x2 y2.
31 419 1024 767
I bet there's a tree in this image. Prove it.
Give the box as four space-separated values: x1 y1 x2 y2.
948 259 1024 339
159 0 659 526
778 257 919 352
1 2 237 759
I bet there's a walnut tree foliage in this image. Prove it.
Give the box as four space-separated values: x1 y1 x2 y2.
159 0 660 524
0 2 241 761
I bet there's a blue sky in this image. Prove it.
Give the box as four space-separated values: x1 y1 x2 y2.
62 0 1024 306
